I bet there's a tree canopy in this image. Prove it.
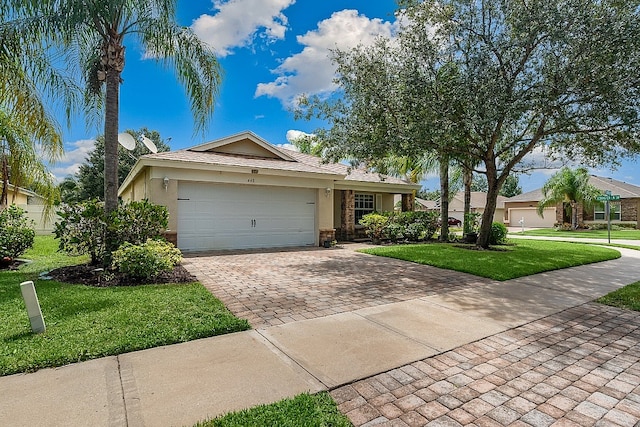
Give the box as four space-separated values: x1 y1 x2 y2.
299 0 640 247
0 13 75 210
4 0 222 214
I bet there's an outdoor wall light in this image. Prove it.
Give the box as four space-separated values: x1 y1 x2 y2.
163 176 169 190
325 187 332 196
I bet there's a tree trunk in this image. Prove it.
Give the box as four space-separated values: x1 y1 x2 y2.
571 201 578 229
104 67 120 214
463 166 472 234
477 183 500 248
0 153 8 209
439 156 449 242
477 162 503 248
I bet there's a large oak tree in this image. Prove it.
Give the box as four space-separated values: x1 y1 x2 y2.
301 0 640 247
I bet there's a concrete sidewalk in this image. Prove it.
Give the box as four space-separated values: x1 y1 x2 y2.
508 231 640 247
1 249 640 426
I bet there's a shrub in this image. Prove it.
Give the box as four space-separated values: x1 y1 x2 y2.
490 222 508 245
0 205 35 259
359 213 388 243
54 199 169 265
385 222 405 242
54 200 108 264
392 211 439 241
464 212 481 234
404 222 425 241
112 239 182 280
110 200 169 245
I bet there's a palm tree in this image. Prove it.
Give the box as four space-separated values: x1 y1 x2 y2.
372 152 465 241
537 167 601 230
5 0 222 214
0 17 70 211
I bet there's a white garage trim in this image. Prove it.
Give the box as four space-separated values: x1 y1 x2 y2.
177 182 317 251
508 207 556 228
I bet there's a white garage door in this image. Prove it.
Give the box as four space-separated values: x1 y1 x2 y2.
177 182 316 251
509 207 556 228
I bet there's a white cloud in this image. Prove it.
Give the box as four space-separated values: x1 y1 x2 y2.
50 138 95 181
285 129 314 143
191 0 295 57
255 9 397 105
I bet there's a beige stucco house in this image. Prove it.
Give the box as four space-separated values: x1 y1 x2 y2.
504 175 640 228
0 183 53 234
1 183 44 206
415 192 507 224
119 131 420 251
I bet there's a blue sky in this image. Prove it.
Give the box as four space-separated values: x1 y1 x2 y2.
53 0 639 194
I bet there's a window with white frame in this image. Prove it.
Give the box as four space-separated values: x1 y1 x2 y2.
594 202 621 220
355 193 375 223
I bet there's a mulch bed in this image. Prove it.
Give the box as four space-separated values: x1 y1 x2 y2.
47 264 197 287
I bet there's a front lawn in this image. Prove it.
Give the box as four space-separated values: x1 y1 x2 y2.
360 240 621 281
596 281 640 311
512 228 640 240
0 236 249 376
196 393 351 427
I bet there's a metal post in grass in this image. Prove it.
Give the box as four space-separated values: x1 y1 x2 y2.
20 281 46 334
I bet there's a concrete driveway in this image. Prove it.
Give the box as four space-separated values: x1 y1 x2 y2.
183 244 492 328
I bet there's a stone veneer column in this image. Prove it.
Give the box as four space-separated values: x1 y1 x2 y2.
401 193 415 212
319 228 336 246
341 190 355 240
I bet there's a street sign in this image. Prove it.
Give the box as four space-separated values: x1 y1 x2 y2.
596 192 621 243
596 194 620 201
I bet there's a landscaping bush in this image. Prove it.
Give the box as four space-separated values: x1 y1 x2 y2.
54 199 169 265
112 239 182 279
464 212 481 234
110 199 169 245
54 200 108 264
490 222 508 245
360 211 439 243
385 222 405 242
359 213 388 243
0 205 35 260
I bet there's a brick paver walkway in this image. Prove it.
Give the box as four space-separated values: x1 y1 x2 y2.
184 246 491 327
331 303 640 426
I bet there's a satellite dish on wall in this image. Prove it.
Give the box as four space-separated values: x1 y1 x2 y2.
141 135 158 154
118 132 136 150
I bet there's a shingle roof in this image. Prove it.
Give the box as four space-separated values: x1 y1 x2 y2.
588 175 640 198
142 149 337 176
504 188 545 202
141 145 414 185
507 175 640 202
278 148 413 185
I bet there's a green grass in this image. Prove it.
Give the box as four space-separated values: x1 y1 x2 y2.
196 392 351 427
512 228 640 240
360 239 621 281
596 281 640 311
0 236 250 376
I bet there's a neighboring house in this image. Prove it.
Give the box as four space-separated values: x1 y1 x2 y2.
504 175 640 228
118 131 420 251
504 188 557 228
0 183 53 234
0 183 44 206
414 192 507 224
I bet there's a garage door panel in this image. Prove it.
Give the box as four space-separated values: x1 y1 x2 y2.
509 207 555 228
177 182 316 251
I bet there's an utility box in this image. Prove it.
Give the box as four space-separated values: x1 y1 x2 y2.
20 281 46 334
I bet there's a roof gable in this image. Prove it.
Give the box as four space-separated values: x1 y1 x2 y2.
188 131 296 161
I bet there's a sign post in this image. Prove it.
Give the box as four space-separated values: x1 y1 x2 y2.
596 192 621 244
